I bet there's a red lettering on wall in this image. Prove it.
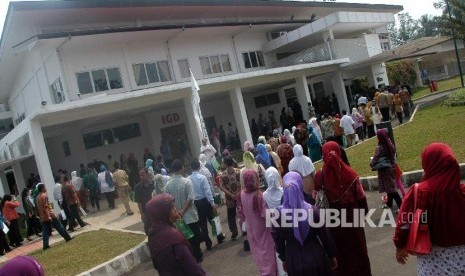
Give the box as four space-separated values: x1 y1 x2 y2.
161 113 180 125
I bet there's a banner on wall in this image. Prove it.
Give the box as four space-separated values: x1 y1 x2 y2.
190 69 209 144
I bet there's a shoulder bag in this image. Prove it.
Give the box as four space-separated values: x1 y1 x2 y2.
405 183 431 255
315 172 329 209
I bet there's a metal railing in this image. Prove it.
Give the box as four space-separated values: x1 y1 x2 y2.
273 41 336 68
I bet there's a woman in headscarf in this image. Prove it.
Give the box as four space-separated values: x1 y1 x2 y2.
325 135 350 166
237 169 277 276
351 107 365 142
265 144 283 176
256 143 276 170
222 149 238 168
241 151 267 190
271 172 337 275
393 94 404 124
294 123 309 157
243 140 257 156
71 171 88 213
370 129 402 210
97 164 116 209
146 194 206 275
276 136 294 176
315 141 372 276
394 143 465 275
263 167 285 275
288 144 316 204
145 159 155 180
307 125 322 162
0 256 45 276
308 117 323 144
283 129 296 146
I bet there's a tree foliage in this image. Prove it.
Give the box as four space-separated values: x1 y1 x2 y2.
386 60 417 86
388 12 441 47
434 0 465 40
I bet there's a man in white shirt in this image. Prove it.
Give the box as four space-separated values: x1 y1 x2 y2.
200 138 216 162
53 176 63 206
340 110 356 147
189 159 224 251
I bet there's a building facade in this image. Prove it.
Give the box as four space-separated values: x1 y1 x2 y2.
0 0 401 211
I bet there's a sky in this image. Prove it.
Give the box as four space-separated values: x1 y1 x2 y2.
0 0 444 36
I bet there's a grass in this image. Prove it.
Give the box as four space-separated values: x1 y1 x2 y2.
413 75 464 100
28 229 145 276
315 101 465 176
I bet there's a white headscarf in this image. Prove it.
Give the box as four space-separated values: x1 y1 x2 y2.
288 144 315 177
283 129 295 145
71 171 83 190
308 117 323 143
263 167 283 209
198 154 212 178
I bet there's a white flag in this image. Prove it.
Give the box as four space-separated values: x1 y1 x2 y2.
190 69 200 104
189 69 208 141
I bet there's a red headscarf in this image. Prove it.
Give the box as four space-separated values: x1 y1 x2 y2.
146 194 190 257
394 143 465 248
315 141 359 202
376 129 395 163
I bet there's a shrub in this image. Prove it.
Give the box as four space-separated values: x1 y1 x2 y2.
442 88 465 107
386 60 417 86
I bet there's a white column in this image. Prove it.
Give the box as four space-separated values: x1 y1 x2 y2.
229 87 252 144
0 171 7 196
413 59 423 87
12 163 26 194
295 74 312 121
331 69 350 113
29 119 59 212
183 92 204 158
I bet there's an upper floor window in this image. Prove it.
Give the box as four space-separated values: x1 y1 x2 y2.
243 51 265 69
178 59 190 79
133 61 172 86
51 78 65 104
199 54 232 75
254 93 280 108
76 67 123 94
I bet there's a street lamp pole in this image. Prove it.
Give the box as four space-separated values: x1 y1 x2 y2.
446 0 465 87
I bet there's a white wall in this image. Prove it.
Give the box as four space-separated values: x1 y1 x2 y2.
333 38 369 63
45 114 152 173
364 34 383 57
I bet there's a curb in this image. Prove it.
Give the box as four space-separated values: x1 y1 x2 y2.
77 238 150 276
411 87 458 102
360 163 465 191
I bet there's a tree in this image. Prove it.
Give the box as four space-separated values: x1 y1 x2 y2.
417 14 440 37
434 0 465 40
388 13 420 47
386 60 417 86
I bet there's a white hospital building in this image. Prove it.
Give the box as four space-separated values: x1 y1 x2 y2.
0 0 402 208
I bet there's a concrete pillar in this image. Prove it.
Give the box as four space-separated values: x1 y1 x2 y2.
295 74 312 121
371 63 389 89
183 92 204 159
229 87 252 145
29 119 59 213
413 59 423 87
0 171 7 196
331 69 350 112
12 163 26 195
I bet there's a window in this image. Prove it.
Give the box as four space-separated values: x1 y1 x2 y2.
313 82 325 94
254 93 280 108
242 51 265 69
284 88 298 107
82 123 141 149
14 113 25 126
62 141 71 157
133 61 172 86
51 78 65 104
76 67 123 94
199 54 232 75
178 59 190 78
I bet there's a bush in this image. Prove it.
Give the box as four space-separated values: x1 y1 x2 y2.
442 88 465 107
386 60 417 86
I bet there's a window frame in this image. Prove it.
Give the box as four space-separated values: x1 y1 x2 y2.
75 67 124 95
132 60 173 87
198 54 232 76
242 50 265 70
50 78 65 104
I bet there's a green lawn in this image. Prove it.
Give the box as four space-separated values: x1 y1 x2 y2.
315 102 465 176
413 75 464 100
28 229 145 276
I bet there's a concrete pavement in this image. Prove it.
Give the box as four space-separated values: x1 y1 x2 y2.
126 189 417 276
